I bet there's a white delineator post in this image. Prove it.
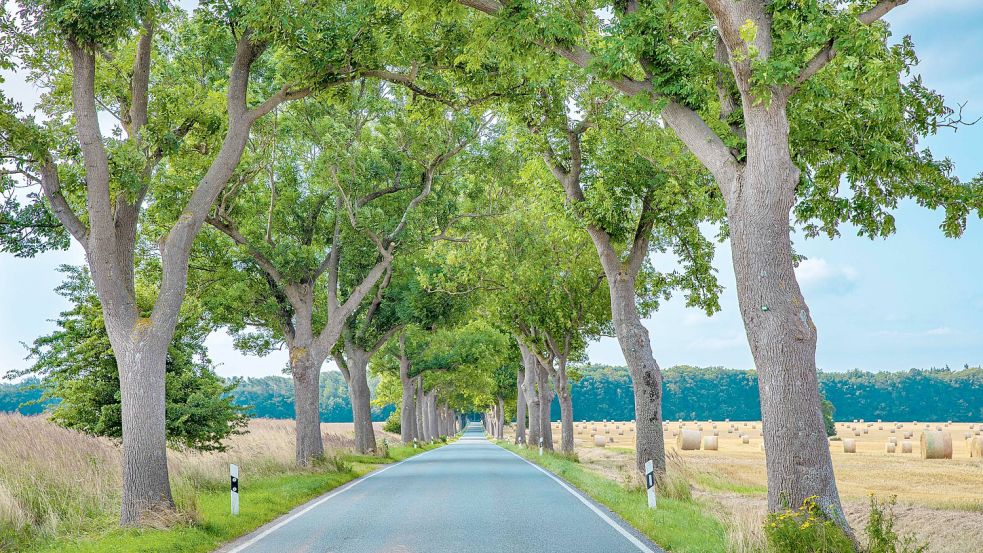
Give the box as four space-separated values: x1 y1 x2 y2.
644 460 657 509
230 464 240 516
539 437 543 456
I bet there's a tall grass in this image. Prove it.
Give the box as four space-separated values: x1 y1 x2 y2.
0 414 351 548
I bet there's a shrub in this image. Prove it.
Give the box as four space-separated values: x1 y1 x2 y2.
382 410 400 434
864 496 926 553
764 496 854 553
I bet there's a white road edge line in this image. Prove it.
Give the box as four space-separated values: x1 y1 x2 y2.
497 444 658 553
224 444 446 553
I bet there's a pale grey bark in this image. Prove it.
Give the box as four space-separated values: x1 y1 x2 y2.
537 359 554 451
340 342 376 454
496 397 505 440
518 343 541 448
515 366 526 444
398 335 416 444
415 376 425 440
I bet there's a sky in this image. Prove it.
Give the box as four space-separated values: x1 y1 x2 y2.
1 1 982 380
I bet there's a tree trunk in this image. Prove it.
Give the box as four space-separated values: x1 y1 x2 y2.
520 346 541 449
345 345 376 454
537 361 554 451
427 391 438 439
726 102 847 527
608 275 665 474
116 339 173 525
515 367 526 445
399 357 416 444
290 348 325 465
552 358 575 454
496 396 505 440
415 377 425 441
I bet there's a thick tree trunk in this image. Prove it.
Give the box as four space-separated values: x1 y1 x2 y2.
399 357 416 444
520 347 541 449
290 349 325 465
116 340 173 525
537 361 554 451
726 102 847 527
552 359 575 454
608 275 665 474
515 367 526 445
345 347 376 454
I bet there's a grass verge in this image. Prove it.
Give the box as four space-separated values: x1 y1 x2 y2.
27 444 439 553
498 441 727 553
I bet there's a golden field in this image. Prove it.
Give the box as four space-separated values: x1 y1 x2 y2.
0 414 391 543
524 420 983 553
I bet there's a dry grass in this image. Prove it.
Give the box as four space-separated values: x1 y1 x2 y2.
515 420 983 553
0 414 385 544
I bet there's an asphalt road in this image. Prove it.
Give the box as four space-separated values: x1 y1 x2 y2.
219 423 664 553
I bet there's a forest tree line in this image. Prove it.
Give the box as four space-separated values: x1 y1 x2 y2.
6 364 979 423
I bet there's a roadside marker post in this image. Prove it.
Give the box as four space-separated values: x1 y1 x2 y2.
230 464 240 516
539 437 543 456
644 460 657 509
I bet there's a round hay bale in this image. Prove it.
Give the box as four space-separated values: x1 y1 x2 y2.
920 431 953 459
903 431 912 439
843 439 856 453
863 428 869 435
889 428 895 434
713 430 719 436
677 429 701 451
969 436 983 458
741 435 750 444
885 443 896 454
703 436 719 451
965 432 973 440
901 440 913 454
618 430 624 436
671 431 677 437
854 430 861 437
593 435 606 447
935 425 942 431
887 437 897 444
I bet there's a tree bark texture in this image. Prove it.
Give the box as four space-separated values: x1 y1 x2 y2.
519 344 541 449
399 355 416 444
515 367 526 445
537 361 554 451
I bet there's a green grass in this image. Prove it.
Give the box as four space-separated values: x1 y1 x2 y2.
498 442 727 553
693 472 767 496
27 444 439 553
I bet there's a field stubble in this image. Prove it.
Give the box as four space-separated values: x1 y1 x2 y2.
513 420 983 553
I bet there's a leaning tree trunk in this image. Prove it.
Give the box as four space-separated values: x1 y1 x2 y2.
727 102 847 527
345 346 377 454
515 367 526 444
115 337 173 524
608 274 666 474
399 357 416 444
289 347 325 465
537 362 554 451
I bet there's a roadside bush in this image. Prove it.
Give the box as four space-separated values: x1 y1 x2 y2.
382 410 400 434
764 496 854 553
864 496 926 553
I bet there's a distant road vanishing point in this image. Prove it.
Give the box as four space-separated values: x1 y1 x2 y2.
218 423 664 553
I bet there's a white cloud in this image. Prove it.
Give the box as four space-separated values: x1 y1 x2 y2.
795 258 858 293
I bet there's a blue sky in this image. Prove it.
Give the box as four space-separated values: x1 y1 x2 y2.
1 1 981 378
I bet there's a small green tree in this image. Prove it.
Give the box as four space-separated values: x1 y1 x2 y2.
11 266 248 452
821 396 836 438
